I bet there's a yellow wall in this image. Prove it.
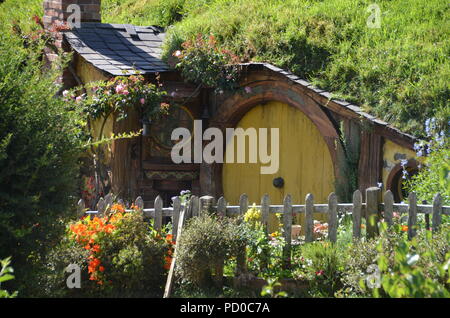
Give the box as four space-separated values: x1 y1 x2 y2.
382 139 417 191
76 56 109 83
75 56 114 164
222 101 335 231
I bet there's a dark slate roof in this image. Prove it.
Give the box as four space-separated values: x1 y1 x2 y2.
64 22 170 76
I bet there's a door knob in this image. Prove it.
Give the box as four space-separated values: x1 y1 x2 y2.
273 177 284 188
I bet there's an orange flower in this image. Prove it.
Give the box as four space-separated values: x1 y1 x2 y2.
401 225 408 232
164 256 172 270
111 204 125 213
104 224 115 233
92 245 101 253
99 266 105 272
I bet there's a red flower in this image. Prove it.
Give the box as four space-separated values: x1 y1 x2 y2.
315 270 324 276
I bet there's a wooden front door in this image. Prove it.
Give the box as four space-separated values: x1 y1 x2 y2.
222 101 335 228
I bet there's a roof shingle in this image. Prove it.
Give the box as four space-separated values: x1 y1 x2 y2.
64 22 170 75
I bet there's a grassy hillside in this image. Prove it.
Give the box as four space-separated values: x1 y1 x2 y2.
101 0 449 137
1 0 448 136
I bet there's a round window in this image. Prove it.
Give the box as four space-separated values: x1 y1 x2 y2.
150 105 194 150
386 160 419 202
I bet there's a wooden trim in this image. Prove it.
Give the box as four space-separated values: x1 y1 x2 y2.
358 132 383 194
142 162 200 171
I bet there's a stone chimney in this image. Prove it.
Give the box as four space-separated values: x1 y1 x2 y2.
43 0 101 29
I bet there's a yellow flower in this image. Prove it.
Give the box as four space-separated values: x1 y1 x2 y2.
244 203 261 224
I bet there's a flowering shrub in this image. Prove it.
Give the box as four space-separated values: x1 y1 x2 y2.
42 203 171 297
313 220 329 240
173 34 242 93
65 75 169 124
68 203 126 284
241 206 289 279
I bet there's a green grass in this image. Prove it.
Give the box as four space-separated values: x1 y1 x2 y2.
0 0 43 32
1 0 448 136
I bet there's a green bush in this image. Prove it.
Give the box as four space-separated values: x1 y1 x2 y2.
293 241 345 297
337 223 450 298
406 122 449 204
175 214 247 288
0 257 18 298
0 30 84 295
363 225 450 298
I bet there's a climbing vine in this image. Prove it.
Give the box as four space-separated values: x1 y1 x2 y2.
63 75 170 205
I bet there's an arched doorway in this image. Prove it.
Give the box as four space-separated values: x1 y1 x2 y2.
222 101 335 229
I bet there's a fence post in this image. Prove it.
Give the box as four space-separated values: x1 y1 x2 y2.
282 194 292 268
352 190 362 239
305 193 314 243
163 202 187 298
328 193 338 243
236 194 248 275
199 196 215 216
77 199 85 217
408 192 417 239
365 187 381 239
104 193 113 209
261 194 270 233
217 196 226 217
383 190 394 227
185 196 195 220
213 197 225 289
432 193 442 233
154 195 163 233
172 196 181 241
191 196 200 217
134 196 144 210
97 197 106 217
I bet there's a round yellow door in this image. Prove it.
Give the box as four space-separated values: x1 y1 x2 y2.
222 101 335 229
